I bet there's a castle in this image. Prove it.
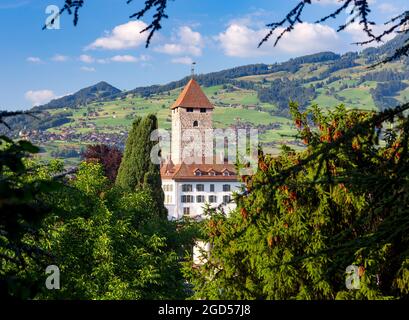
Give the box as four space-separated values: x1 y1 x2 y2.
161 78 242 220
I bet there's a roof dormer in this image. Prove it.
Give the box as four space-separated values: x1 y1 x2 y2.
208 169 217 176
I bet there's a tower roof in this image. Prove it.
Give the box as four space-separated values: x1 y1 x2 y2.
171 79 214 110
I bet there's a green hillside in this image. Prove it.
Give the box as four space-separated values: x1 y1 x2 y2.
6 34 409 164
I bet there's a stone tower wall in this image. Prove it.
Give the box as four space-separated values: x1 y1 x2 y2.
171 107 213 164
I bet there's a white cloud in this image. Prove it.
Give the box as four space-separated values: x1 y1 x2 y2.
110 54 150 63
25 90 56 106
344 22 396 47
79 54 95 63
97 58 109 64
217 22 340 58
81 66 96 72
86 21 149 50
26 57 42 63
79 54 150 64
52 54 69 62
155 26 204 56
171 56 194 65
110 55 139 63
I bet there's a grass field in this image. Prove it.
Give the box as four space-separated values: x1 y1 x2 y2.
214 108 273 126
36 58 409 165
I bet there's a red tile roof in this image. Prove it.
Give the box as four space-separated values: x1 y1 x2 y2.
171 79 214 110
161 162 238 181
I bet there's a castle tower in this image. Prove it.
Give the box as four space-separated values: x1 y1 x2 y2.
171 79 214 164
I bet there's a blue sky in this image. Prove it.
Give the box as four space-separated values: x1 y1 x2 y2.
0 0 407 110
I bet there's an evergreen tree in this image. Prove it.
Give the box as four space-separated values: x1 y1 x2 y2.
115 116 142 190
183 103 409 300
116 114 166 218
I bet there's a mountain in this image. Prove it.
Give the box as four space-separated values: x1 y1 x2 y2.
120 52 342 98
34 81 122 110
30 34 409 112
3 33 409 163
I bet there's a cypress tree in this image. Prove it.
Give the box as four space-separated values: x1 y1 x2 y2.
116 116 142 190
116 114 166 218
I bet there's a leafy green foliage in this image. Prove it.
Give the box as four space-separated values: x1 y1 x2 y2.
1 159 196 300
1 110 195 299
0 136 62 298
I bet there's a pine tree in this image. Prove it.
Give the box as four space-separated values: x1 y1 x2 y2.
116 114 166 218
183 103 409 300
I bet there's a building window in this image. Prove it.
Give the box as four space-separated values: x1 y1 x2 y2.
163 184 173 192
165 195 172 204
187 108 193 113
208 195 217 203
181 195 194 203
223 171 230 176
196 184 204 191
209 170 216 176
200 108 206 113
196 195 205 203
195 170 202 176
223 195 231 204
193 120 198 127
183 207 190 216
182 184 193 192
210 184 215 192
223 184 231 192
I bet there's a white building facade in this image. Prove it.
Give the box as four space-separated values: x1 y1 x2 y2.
162 176 242 220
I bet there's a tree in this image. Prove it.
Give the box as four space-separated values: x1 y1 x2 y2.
116 114 166 218
30 162 196 300
183 103 409 299
0 111 63 299
115 116 142 191
82 144 123 183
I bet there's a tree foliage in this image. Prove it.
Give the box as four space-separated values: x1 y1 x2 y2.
0 110 63 298
116 114 166 218
1 157 196 299
184 103 409 300
1 111 195 300
33 162 195 299
83 144 123 183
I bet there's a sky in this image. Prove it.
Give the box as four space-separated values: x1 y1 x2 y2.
0 0 408 110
